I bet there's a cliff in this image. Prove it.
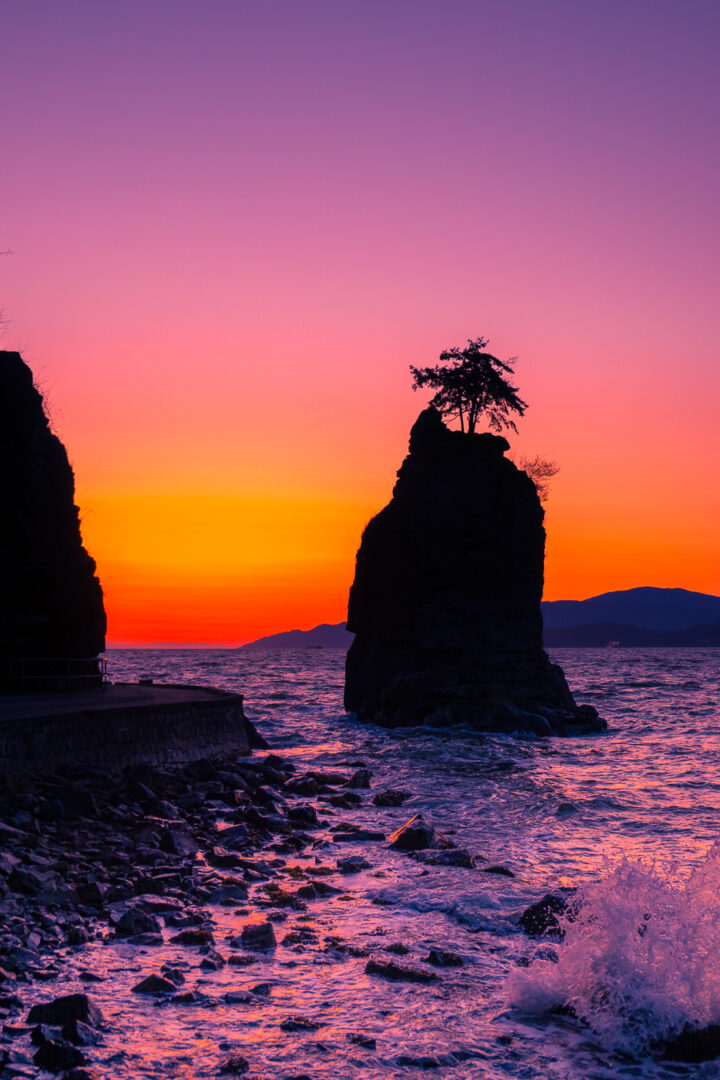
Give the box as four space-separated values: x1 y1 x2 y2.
344 408 603 735
0 351 106 690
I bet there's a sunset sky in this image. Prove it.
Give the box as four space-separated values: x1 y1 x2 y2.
2 1 719 645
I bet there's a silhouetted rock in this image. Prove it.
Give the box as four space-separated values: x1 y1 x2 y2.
27 993 103 1028
518 893 568 937
661 1024 720 1062
345 408 603 735
388 814 435 851
0 351 105 690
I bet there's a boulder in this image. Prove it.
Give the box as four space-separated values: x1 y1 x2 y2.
239 921 277 950
365 959 437 984
33 1039 87 1072
131 974 178 995
27 994 103 1028
388 814 435 852
518 893 568 937
344 407 604 735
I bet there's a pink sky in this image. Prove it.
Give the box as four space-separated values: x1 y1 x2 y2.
2 1 719 643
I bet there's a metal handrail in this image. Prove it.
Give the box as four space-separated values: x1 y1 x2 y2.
8 657 108 692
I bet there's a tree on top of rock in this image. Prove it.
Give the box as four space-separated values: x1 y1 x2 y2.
410 337 527 435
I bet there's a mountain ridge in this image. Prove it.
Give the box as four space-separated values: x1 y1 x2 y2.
236 587 720 651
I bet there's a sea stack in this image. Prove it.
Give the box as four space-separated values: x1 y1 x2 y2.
0 351 106 690
344 407 604 736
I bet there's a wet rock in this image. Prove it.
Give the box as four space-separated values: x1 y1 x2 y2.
113 907 162 937
170 927 214 947
217 824 251 850
416 849 473 868
250 982 272 996
556 802 578 818
240 921 277 950
326 792 363 809
159 824 198 858
61 1020 102 1046
78 970 103 983
373 789 411 807
200 948 226 970
66 925 89 945
280 1016 322 1032
31 1023 61 1045
482 865 515 877
224 991 253 1004
219 1054 249 1074
286 805 319 828
131 975 178 995
348 1032 377 1049
8 867 45 895
123 931 163 946
423 949 463 967
226 949 257 965
263 883 306 909
337 855 371 874
208 848 245 869
346 769 372 788
397 1054 446 1068
34 1037 87 1072
160 965 185 985
661 1024 720 1063
27 994 103 1028
283 777 320 797
518 894 568 937
207 882 249 904
388 815 435 852
332 826 385 843
307 771 348 787
386 942 410 955
365 959 437 984
172 990 205 1004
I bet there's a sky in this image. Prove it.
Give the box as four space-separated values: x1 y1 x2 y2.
1 0 719 645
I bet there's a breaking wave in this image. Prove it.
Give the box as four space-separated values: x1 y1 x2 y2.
508 843 720 1055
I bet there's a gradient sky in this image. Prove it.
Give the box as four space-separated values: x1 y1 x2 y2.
2 1 719 644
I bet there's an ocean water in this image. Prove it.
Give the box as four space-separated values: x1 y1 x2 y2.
33 648 720 1078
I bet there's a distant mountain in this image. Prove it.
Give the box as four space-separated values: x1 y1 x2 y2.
237 588 720 651
544 621 720 647
542 587 720 631
237 622 353 652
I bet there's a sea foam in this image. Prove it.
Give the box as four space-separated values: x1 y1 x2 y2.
507 844 720 1054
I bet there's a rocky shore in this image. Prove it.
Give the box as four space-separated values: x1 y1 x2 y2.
2 740 709 1076
0 749 522 1078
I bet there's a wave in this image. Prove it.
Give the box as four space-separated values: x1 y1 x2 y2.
507 844 720 1055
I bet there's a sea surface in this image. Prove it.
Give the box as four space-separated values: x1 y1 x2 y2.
35 648 720 1078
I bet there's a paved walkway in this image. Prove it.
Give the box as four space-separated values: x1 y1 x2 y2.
0 682 234 721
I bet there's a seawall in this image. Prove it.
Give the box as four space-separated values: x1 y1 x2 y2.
0 682 262 773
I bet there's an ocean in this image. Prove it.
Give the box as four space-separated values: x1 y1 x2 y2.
32 647 720 1078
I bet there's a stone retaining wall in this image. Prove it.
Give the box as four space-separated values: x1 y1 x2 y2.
0 685 257 773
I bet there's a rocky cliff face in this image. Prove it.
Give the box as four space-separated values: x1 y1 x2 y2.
345 408 603 735
0 351 106 689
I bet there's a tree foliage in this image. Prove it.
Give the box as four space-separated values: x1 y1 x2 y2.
410 337 527 434
518 455 559 503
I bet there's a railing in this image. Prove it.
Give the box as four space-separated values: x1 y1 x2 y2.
8 657 108 692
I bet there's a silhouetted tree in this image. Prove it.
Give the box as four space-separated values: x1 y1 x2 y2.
410 337 527 434
518 455 559 502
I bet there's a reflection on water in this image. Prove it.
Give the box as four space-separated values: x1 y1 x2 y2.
25 647 720 1078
